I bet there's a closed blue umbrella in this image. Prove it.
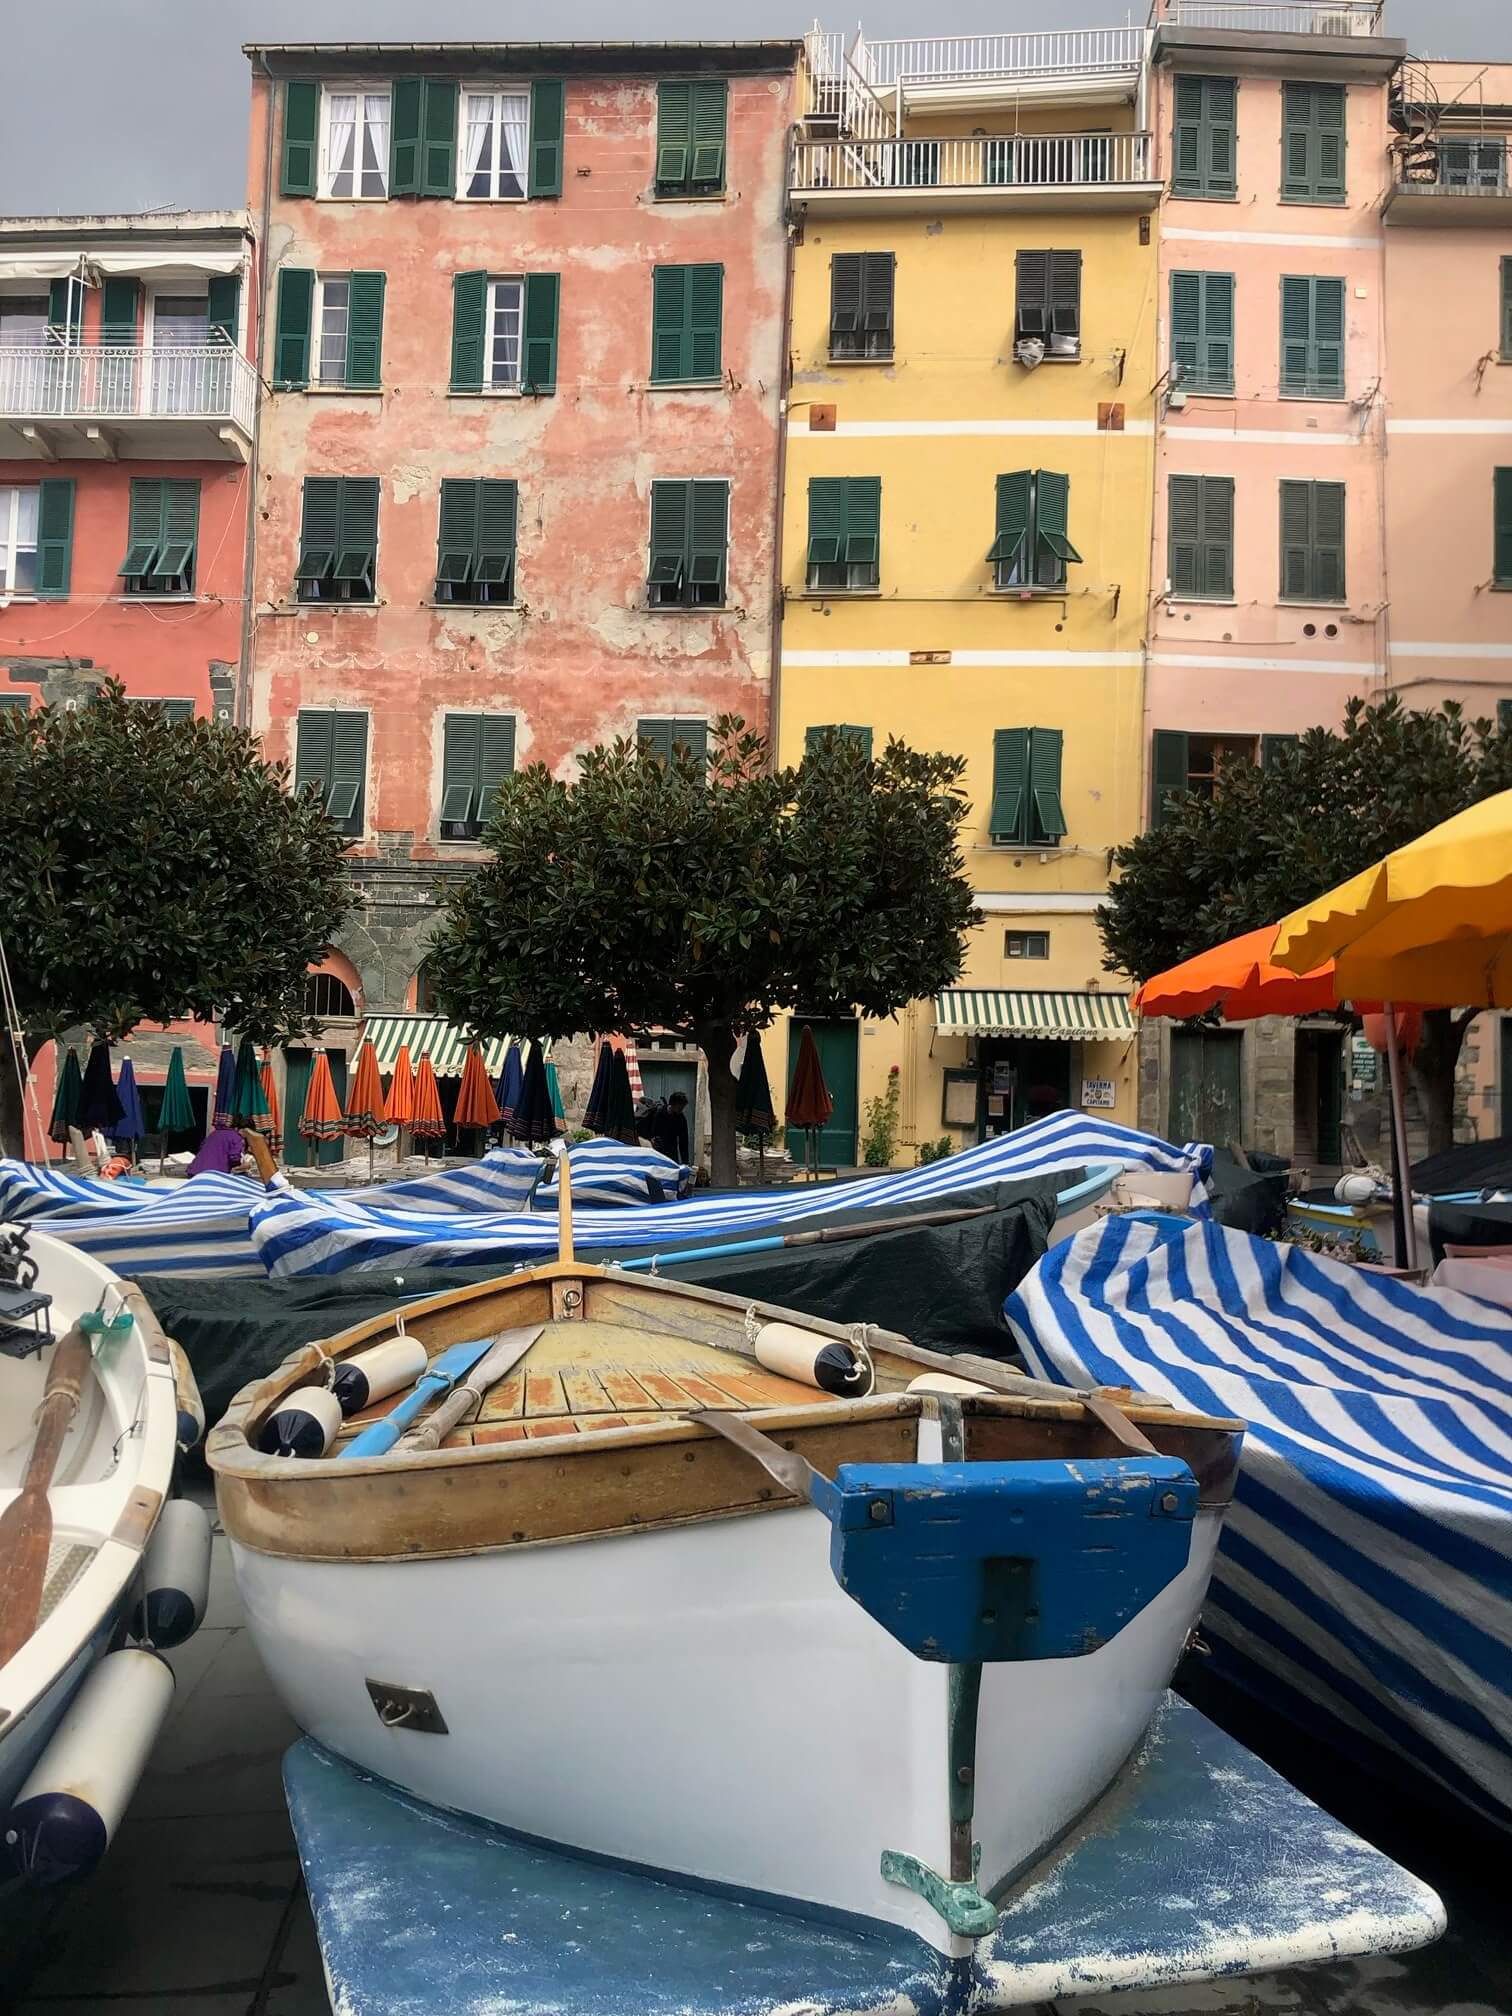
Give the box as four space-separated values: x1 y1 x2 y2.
212 1045 236 1129
496 1041 524 1126
79 1040 125 1131
509 1043 555 1148
582 1043 612 1133
111 1059 145 1147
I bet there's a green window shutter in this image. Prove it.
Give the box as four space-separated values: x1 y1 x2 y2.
806 477 846 572
1502 259 1512 361
101 277 141 347
294 711 335 800
1033 469 1081 580
805 725 830 756
689 479 728 597
421 80 458 196
688 263 723 380
843 476 880 578
1280 274 1312 396
155 480 200 582
989 470 1032 579
1281 275 1345 398
1050 251 1081 343
828 251 894 355
1282 82 1345 205
1311 276 1345 396
1167 475 1202 597
1015 250 1049 337
651 266 689 382
529 81 565 198
1173 76 1236 198
830 255 862 346
1170 272 1201 387
1172 76 1205 194
480 714 515 818
345 272 385 388
273 268 314 390
636 718 673 764
207 274 240 347
281 81 320 196
1261 733 1300 770
121 480 164 577
1312 480 1346 599
1200 474 1234 597
297 478 342 590
806 724 872 759
1494 469 1512 586
441 713 483 827
334 479 380 595
656 82 692 192
1172 271 1233 391
1499 698 1512 733
1279 479 1313 599
650 480 691 579
391 80 424 195
47 278 81 343
989 729 1030 844
34 478 74 598
522 273 559 394
329 712 368 833
450 271 488 392
1281 82 1314 200
690 80 727 190
1028 727 1066 844
671 718 708 769
1151 730 1190 829
437 478 481 586
477 480 518 592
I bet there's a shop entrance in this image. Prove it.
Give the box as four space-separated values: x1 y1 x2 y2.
975 1038 1073 1137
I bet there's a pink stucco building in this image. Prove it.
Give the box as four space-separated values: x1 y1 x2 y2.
1140 1 1407 1163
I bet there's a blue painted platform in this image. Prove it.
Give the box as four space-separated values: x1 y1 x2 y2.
284 1693 1445 2016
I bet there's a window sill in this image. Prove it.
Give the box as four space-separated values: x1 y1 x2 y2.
647 378 725 391
295 598 379 611
988 841 1064 853
1172 387 1235 400
422 598 521 611
1279 194 1348 207
650 190 728 203
825 353 895 367
1490 582 1512 592
447 387 526 399
124 593 199 605
1015 353 1082 365
316 193 389 203
643 599 728 613
1278 391 1348 404
796 587 882 600
992 585 1069 598
1165 594 1237 605
1170 189 1238 203
304 384 383 397
1278 597 1348 608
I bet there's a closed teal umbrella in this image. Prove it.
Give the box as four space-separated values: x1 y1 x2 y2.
158 1047 196 1135
47 1046 83 1148
230 1035 270 1126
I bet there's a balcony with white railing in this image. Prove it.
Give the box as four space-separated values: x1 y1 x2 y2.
801 24 1146 121
0 342 257 461
1161 2 1386 37
791 129 1158 211
1386 134 1512 222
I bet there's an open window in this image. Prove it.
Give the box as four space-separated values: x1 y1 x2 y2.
988 471 1082 591
120 479 199 597
297 477 378 603
435 478 518 604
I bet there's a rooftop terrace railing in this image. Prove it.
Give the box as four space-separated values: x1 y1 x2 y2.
1162 2 1385 35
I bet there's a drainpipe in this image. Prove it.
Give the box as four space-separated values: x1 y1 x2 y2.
768 119 799 773
237 62 277 731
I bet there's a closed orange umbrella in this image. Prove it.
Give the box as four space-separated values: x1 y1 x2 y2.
345 1040 388 1138
387 1045 415 1126
455 1041 501 1134
259 1051 282 1157
298 1049 345 1144
1133 926 1343 1023
786 1024 833 1181
410 1056 446 1157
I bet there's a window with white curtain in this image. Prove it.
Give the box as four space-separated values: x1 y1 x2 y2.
316 277 350 382
486 278 524 387
0 487 39 596
460 89 530 200
321 88 391 198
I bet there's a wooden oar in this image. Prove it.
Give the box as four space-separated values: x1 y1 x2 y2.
399 1325 545 1451
340 1332 508 1460
0 1323 94 1667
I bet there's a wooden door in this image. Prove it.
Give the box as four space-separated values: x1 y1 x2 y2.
1170 1029 1242 1146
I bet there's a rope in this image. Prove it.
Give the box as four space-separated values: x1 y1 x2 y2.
0 923 49 1163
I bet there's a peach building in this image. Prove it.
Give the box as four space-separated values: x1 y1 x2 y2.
1140 0 1406 1162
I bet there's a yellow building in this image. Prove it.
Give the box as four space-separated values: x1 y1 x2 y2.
774 25 1160 1165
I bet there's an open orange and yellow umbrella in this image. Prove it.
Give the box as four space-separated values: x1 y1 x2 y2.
386 1045 415 1127
1134 926 1343 1023
455 1041 501 1133
410 1057 446 1148
298 1049 345 1143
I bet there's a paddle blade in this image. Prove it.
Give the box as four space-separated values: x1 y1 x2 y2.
0 1325 93 1667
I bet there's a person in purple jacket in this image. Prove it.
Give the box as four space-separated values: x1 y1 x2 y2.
186 1126 246 1178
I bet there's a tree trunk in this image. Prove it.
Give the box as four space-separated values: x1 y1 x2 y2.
0 1032 48 1160
1407 1007 1476 1161
697 1020 740 1191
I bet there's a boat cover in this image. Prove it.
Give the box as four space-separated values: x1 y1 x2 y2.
1412 1134 1512 1198
247 1115 1212 1277
1427 1197 1512 1267
1005 1213 1512 1829
141 1180 1058 1427
534 1137 694 1205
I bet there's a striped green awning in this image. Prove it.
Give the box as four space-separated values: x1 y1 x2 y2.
361 1016 536 1078
934 990 1134 1041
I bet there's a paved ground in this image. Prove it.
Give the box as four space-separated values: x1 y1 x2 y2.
7 1497 1507 2016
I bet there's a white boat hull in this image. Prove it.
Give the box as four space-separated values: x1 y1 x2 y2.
233 1485 1223 1955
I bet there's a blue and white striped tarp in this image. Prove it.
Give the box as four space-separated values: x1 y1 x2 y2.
249 1114 1212 1279
340 1150 544 1214
534 1139 693 1208
1005 1214 1512 1830
0 1160 229 1220
30 1172 271 1277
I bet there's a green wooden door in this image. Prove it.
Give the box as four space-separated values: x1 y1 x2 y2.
1314 1030 1343 1165
283 1047 348 1167
637 1057 698 1158
1169 1029 1242 1146
790 1019 859 1166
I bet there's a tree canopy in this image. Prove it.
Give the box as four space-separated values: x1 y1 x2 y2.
0 684 352 1152
1098 695 1512 1150
426 717 979 1184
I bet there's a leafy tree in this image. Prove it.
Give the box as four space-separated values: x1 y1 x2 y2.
426 717 979 1187
0 684 352 1156
1099 696 1512 1154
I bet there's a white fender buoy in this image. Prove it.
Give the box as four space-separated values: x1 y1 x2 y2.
753 1321 874 1397
906 1372 992 1397
2 1649 174 1886
258 1383 344 1459
331 1335 428 1418
134 1497 212 1648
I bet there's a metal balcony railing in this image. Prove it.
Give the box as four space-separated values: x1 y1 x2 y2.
792 130 1154 194
1393 136 1510 194
1163 1 1385 35
0 342 258 435
860 28 1147 87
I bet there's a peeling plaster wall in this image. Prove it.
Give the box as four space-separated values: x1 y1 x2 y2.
250 65 795 1008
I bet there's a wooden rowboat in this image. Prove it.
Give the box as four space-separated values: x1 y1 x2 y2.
209 1162 1243 1955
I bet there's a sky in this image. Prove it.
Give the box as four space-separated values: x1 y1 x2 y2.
0 0 1503 217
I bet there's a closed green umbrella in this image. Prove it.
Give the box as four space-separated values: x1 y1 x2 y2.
230 1034 270 1126
158 1047 196 1135
47 1046 83 1148
603 1047 638 1143
545 1059 566 1128
735 1030 777 1180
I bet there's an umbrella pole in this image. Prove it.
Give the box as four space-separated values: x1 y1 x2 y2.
1383 1000 1418 1272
